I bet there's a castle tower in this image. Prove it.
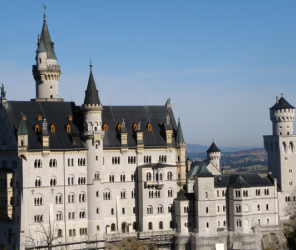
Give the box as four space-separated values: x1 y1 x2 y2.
264 95 296 219
207 141 221 170
32 9 62 101
270 95 295 136
81 61 104 237
176 118 187 186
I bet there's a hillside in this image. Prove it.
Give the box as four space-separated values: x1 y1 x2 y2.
187 148 268 174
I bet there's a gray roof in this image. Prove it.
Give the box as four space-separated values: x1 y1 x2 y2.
207 142 221 153
4 101 178 150
187 161 213 179
175 192 195 201
36 39 46 53
40 19 57 59
270 97 295 110
83 72 101 105
102 105 177 148
4 101 86 150
176 118 184 143
214 174 273 188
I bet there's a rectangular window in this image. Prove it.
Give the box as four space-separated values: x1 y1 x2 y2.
289 169 293 173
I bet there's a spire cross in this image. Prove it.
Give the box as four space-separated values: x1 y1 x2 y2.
90 59 93 72
42 4 47 21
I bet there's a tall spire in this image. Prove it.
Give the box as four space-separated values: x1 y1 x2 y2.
84 61 101 105
39 6 56 59
176 118 184 143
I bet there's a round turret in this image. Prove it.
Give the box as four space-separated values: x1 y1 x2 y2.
207 142 221 170
270 96 295 136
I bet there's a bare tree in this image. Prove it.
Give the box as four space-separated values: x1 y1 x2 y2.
26 219 60 250
285 188 296 219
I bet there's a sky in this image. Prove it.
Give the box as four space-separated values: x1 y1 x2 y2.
1 1 296 147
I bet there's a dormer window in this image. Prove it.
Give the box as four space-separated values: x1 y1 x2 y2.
22 115 26 120
66 124 71 133
88 90 92 95
35 124 40 132
50 124 55 132
133 123 138 131
68 115 73 121
147 123 152 131
103 124 108 131
38 115 42 121
117 123 122 131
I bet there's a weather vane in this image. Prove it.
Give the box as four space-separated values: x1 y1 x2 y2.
42 3 47 20
90 59 93 72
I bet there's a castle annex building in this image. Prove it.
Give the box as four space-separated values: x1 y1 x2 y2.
0 11 293 250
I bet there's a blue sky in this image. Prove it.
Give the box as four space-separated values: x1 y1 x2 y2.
1 1 296 147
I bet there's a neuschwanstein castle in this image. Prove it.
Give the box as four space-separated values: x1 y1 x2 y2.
0 10 294 250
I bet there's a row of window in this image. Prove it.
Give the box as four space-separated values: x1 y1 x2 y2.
234 189 270 198
34 124 71 133
108 174 136 182
146 172 173 181
147 205 172 214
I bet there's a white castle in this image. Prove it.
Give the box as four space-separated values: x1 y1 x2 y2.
0 10 292 250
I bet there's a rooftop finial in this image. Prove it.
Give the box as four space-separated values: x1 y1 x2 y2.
90 59 93 72
281 93 283 97
42 3 47 21
178 116 180 122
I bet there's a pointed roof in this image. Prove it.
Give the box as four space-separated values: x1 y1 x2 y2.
84 64 101 105
36 39 46 53
270 97 295 110
17 116 28 135
39 19 57 59
176 118 184 143
207 142 221 153
187 161 214 179
233 175 251 188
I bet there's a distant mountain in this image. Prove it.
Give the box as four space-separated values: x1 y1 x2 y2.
187 144 262 153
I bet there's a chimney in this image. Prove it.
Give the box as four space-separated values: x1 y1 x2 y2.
276 96 279 104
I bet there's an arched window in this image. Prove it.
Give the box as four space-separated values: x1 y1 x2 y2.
206 207 209 213
56 194 63 204
205 191 208 198
94 172 100 180
120 174 125 182
146 172 152 181
50 177 57 186
79 193 86 202
68 115 73 121
66 124 71 132
158 205 163 213
147 123 152 131
159 221 163 230
206 222 209 228
148 222 153 230
35 124 40 132
104 189 111 200
168 188 173 197
111 223 116 231
167 171 173 180
257 204 260 211
79 210 86 218
160 173 163 181
121 190 126 199
133 123 138 130
103 124 108 131
117 123 122 131
109 174 114 182
290 141 294 153
58 229 62 237
68 193 75 203
35 177 42 187
56 211 63 221
147 206 153 214
38 115 42 121
236 205 241 212
50 124 55 132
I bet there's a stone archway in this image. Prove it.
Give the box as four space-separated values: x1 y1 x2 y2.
121 222 128 233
